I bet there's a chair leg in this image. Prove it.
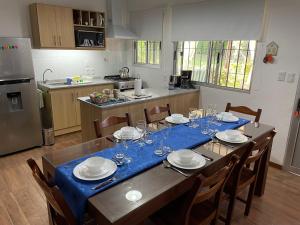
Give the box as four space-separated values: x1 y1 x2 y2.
245 183 255 216
225 194 236 225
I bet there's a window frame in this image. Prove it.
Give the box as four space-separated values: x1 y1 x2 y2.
174 40 257 93
133 40 162 69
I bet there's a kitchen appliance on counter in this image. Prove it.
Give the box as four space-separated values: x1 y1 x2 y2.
180 70 194 89
104 75 137 91
120 67 129 79
0 37 42 155
169 75 181 90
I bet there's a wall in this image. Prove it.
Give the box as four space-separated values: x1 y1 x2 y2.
127 0 300 165
0 0 127 80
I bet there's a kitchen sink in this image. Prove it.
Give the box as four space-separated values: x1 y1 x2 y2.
45 81 93 86
46 82 68 86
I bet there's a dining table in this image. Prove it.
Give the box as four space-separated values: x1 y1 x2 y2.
42 120 275 225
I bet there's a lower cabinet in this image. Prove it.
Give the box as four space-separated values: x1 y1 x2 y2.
43 84 113 136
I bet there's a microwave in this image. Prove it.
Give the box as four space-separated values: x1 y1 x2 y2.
75 30 105 48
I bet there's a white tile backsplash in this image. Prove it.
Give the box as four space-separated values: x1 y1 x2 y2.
32 39 127 81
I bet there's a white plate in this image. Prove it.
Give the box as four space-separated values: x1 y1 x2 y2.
73 159 117 181
216 131 248 144
217 114 239 122
113 128 142 140
167 150 206 170
165 116 190 124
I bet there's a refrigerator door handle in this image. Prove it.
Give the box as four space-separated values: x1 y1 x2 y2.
0 78 31 85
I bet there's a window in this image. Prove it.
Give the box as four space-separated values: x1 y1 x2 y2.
134 40 161 66
175 40 256 91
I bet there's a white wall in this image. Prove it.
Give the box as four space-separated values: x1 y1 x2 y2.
0 0 127 80
127 0 300 165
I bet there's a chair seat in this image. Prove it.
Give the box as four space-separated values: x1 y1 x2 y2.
151 196 216 225
225 167 256 194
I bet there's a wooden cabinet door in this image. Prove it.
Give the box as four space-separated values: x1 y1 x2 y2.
50 89 77 131
35 4 58 48
55 6 75 48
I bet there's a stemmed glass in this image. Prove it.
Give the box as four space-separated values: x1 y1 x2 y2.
188 108 199 128
113 139 125 166
208 129 219 143
120 133 132 164
154 125 172 156
135 120 146 147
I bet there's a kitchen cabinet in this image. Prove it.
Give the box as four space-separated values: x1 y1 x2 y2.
80 89 200 141
42 84 114 136
30 3 75 48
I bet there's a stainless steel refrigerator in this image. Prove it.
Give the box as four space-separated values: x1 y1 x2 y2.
0 37 42 155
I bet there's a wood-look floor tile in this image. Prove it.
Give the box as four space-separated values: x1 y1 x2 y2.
0 131 300 225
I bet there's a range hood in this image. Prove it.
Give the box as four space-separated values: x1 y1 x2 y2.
106 0 138 39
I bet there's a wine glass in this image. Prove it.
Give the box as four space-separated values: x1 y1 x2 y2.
162 125 172 153
188 108 199 128
120 133 132 163
154 134 165 156
135 120 146 147
113 139 125 166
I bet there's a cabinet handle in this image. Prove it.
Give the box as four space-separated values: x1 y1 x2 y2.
71 92 74 102
59 36 62 46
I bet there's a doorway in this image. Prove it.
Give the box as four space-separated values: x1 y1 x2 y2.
284 77 300 175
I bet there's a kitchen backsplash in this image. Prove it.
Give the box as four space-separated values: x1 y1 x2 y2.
32 39 127 81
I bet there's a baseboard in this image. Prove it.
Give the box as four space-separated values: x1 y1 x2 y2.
269 161 283 170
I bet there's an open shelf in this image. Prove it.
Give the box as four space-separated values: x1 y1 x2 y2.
72 9 106 49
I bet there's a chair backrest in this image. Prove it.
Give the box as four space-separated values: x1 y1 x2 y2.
27 159 77 225
232 130 276 188
94 113 132 138
144 104 171 124
225 103 262 122
178 154 241 225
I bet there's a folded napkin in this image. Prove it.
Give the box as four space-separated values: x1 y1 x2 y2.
55 117 249 223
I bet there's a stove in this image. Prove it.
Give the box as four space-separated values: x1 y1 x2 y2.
104 75 136 91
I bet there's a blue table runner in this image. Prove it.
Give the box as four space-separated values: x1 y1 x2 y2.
55 117 249 223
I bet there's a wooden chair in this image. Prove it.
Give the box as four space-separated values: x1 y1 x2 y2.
144 104 171 124
225 103 262 122
150 153 242 225
94 113 132 138
27 158 79 225
222 130 276 225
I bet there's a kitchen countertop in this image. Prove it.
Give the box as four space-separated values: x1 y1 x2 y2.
37 78 114 91
78 88 200 109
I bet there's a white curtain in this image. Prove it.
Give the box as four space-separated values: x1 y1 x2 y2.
171 0 266 41
130 8 163 40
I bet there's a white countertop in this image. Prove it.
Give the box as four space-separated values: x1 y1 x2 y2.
78 88 200 109
37 78 114 91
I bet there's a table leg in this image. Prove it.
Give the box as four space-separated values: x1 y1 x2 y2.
255 138 273 196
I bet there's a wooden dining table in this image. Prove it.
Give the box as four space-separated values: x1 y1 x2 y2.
42 122 275 225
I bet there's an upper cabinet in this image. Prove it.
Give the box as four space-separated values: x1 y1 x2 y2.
30 3 106 50
30 4 75 49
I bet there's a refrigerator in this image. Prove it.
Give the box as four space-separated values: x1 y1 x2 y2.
0 37 42 155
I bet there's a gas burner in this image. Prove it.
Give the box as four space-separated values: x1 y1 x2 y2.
104 75 135 82
104 75 136 91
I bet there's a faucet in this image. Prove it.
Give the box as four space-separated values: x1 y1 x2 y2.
42 68 53 84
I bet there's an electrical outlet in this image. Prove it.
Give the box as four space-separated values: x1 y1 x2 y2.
287 73 296 83
278 71 286 82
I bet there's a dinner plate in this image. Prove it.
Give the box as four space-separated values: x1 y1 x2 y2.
165 116 190 124
73 159 117 181
216 131 248 144
217 114 239 122
113 128 142 140
167 150 206 170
